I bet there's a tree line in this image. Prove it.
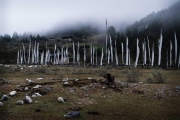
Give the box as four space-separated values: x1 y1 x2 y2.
0 32 48 42
108 1 180 66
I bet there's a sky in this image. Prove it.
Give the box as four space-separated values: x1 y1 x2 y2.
0 0 179 36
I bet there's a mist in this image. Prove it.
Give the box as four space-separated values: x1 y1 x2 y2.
0 0 179 36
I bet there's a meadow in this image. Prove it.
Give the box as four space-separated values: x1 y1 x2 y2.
0 65 180 120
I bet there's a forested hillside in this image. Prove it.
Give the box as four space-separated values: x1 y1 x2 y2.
115 1 180 66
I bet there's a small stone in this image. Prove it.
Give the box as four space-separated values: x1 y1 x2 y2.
43 86 50 92
1 94 8 101
32 93 42 97
63 82 68 85
64 111 80 118
24 87 29 91
16 85 21 87
70 88 75 93
75 79 79 81
26 79 35 85
57 97 65 103
63 78 68 82
102 86 107 89
0 102 4 106
37 78 43 80
33 85 43 89
24 95 33 104
175 86 180 92
16 100 24 105
9 91 17 96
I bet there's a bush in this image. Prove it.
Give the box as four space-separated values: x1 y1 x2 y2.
123 68 141 83
98 67 107 76
147 70 166 84
147 78 153 83
34 66 47 73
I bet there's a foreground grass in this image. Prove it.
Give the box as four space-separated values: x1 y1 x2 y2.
0 65 180 120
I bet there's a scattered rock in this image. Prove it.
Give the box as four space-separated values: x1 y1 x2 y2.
63 82 69 85
175 86 180 92
138 82 143 84
1 94 8 101
43 86 51 92
24 87 29 91
24 95 33 104
30 86 51 95
69 88 75 93
89 84 93 87
16 100 24 105
32 93 42 97
9 91 17 96
26 79 35 85
57 97 65 103
0 102 4 106
64 111 80 118
63 78 68 82
33 85 43 89
37 78 43 80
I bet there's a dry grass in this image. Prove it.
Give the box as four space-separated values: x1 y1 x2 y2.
0 65 180 120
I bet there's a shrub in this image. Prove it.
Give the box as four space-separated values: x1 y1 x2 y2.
34 66 47 73
147 78 153 83
98 67 107 76
123 68 141 83
147 70 166 84
13 65 21 72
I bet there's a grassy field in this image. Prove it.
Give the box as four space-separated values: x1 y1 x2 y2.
0 65 180 120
